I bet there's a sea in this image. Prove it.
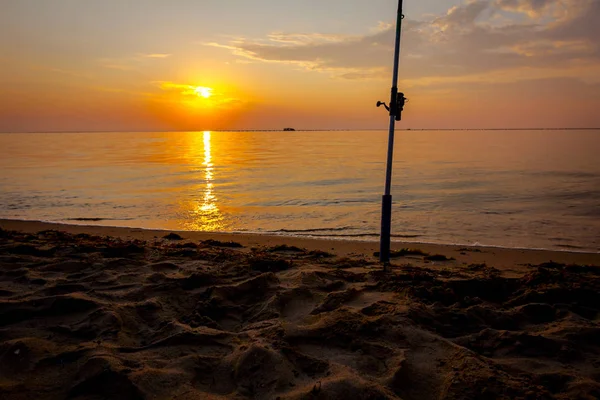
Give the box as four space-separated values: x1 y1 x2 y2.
1 129 599 253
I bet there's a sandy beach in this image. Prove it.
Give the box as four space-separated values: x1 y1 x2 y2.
1 218 599 399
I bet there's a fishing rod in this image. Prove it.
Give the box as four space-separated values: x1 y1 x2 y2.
377 0 407 264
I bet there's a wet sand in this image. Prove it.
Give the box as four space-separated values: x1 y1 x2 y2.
1 219 599 399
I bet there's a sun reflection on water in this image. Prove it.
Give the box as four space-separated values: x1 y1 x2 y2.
185 131 223 231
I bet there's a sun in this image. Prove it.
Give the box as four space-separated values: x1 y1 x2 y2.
194 86 213 98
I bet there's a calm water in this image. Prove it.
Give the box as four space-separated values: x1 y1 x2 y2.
1 130 599 252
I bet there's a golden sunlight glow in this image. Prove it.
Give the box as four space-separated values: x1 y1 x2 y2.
185 131 223 231
151 81 252 129
194 86 213 98
201 131 217 213
176 131 225 231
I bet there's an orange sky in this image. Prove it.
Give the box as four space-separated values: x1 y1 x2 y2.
1 0 599 132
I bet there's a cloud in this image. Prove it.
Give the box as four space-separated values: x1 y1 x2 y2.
493 0 592 20
265 32 360 45
206 0 600 86
139 53 171 58
98 52 173 71
206 21 424 79
156 81 198 94
495 0 557 17
433 0 490 31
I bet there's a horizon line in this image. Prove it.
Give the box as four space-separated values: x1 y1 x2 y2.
1 127 599 134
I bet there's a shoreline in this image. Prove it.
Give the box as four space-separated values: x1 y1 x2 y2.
2 218 599 270
4 217 596 255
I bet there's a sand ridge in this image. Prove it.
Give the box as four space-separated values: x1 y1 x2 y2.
0 226 599 399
